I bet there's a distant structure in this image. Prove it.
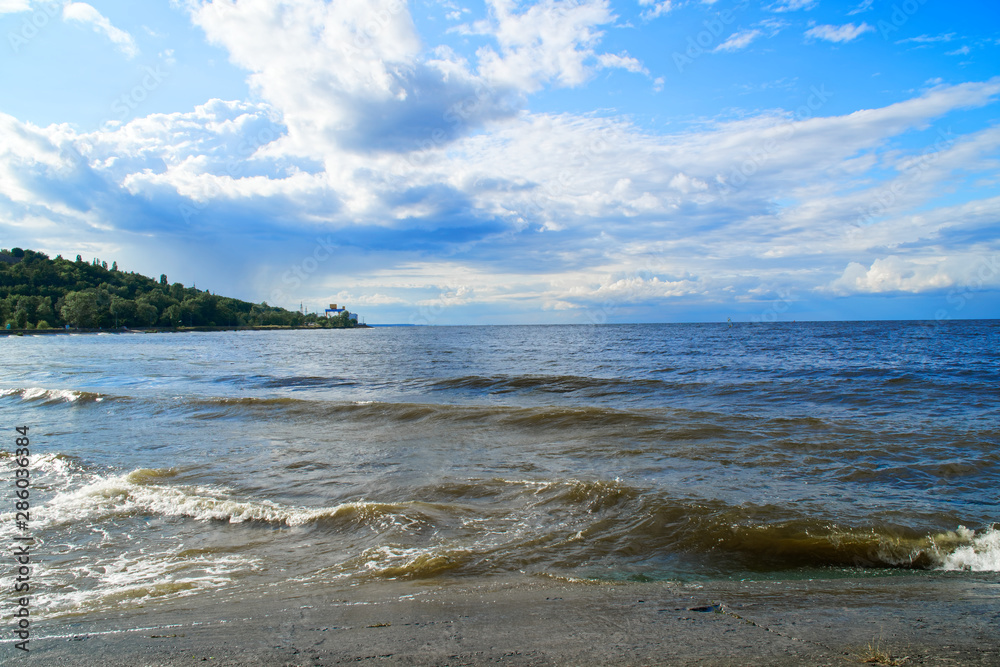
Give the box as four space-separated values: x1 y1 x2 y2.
324 304 361 323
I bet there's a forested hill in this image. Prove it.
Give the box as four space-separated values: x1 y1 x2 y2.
0 247 357 330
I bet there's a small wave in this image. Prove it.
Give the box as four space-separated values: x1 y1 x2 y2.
0 387 106 404
939 526 1000 571
427 374 664 396
0 450 76 474
257 375 360 389
177 397 667 432
351 545 474 579
27 466 1000 581
39 468 432 533
39 549 260 618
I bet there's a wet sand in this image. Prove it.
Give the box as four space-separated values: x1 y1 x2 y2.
26 574 1000 665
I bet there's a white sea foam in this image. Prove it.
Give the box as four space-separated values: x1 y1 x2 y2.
0 450 75 476
939 526 1000 571
38 549 261 618
29 452 76 477
353 544 473 578
38 468 417 531
4 387 101 403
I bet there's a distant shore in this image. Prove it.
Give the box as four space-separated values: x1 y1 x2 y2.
27 574 1000 666
0 324 370 336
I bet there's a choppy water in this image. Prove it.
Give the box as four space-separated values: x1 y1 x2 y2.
1 321 998 620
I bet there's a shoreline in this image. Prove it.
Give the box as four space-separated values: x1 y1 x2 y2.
26 574 1000 665
0 324 370 336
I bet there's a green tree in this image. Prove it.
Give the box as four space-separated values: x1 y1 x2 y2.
61 291 98 328
36 297 54 323
110 296 136 327
136 302 158 326
2 248 346 330
161 303 182 327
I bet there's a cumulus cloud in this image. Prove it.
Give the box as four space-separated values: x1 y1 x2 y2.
63 2 139 58
805 22 874 43
180 0 647 158
829 255 1000 295
184 0 518 156
476 0 626 91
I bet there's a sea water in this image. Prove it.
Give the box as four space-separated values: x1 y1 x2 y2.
1 321 997 620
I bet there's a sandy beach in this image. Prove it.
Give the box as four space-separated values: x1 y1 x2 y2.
26 573 1000 666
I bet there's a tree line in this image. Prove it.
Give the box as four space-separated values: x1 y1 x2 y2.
0 248 358 330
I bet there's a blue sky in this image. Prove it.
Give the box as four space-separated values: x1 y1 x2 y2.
1 0 998 324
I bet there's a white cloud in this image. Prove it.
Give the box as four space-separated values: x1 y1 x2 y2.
767 0 816 12
597 52 648 74
715 29 762 52
477 0 620 91
829 255 1000 295
333 292 410 306
716 18 785 51
896 33 955 44
0 0 30 13
638 0 674 21
805 22 874 43
187 0 518 156
847 0 874 15
947 45 971 56
181 0 640 160
63 2 139 58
